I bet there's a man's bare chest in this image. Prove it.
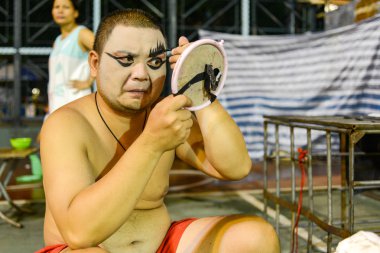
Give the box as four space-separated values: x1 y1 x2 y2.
89 144 175 202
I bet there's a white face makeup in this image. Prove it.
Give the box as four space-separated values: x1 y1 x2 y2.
97 26 167 113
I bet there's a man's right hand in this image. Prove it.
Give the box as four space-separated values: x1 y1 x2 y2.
143 94 193 152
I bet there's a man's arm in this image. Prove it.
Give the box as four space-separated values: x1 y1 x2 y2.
171 36 251 180
41 109 162 248
176 100 252 180
41 95 192 249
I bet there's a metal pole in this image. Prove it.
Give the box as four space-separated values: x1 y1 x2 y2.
307 128 314 252
93 0 101 33
348 134 355 233
290 126 296 236
308 5 316 32
251 0 257 35
340 133 348 230
326 131 333 252
288 0 296 34
275 124 280 233
263 121 268 219
167 0 177 48
241 0 250 36
13 0 22 122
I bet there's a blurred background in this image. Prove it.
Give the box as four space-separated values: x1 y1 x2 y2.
1 0 378 138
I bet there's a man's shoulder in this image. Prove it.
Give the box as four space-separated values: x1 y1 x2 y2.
44 98 93 132
40 96 97 157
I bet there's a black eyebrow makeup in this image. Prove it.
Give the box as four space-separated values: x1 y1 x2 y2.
149 41 170 58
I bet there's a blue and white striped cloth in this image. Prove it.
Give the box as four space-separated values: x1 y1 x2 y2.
199 14 380 160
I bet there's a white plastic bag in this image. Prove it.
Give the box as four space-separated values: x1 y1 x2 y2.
335 231 380 253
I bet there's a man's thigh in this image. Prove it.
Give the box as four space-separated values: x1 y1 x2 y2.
176 215 279 253
176 216 224 253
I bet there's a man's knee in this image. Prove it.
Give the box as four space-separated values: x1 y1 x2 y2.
219 215 280 253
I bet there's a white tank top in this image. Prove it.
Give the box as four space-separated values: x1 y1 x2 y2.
48 25 92 113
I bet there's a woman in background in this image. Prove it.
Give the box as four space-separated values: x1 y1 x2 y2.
48 0 94 114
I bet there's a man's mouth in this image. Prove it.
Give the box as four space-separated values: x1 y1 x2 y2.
128 88 147 93
126 89 148 98
122 82 151 96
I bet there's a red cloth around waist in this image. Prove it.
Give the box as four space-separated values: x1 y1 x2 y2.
156 218 197 253
34 244 67 253
34 218 197 253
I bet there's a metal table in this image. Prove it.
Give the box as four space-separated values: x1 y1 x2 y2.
263 115 380 252
0 147 38 228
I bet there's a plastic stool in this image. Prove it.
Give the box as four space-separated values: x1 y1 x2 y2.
16 154 42 183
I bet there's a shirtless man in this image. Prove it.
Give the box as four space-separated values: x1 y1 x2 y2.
37 9 280 253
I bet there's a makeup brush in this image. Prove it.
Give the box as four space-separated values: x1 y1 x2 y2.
164 48 174 57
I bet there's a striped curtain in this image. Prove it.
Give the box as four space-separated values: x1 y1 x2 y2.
199 14 380 160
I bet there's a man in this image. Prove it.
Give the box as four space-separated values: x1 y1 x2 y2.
37 9 280 253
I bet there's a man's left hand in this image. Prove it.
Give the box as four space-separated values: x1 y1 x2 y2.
169 36 190 69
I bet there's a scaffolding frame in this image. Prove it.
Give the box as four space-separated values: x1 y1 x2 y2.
0 0 320 122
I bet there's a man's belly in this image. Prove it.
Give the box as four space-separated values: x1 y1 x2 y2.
44 204 172 253
101 205 172 253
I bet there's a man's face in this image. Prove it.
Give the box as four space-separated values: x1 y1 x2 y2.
95 26 167 113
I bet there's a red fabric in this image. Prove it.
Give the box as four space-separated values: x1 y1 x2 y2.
34 244 67 253
34 218 197 253
156 218 197 253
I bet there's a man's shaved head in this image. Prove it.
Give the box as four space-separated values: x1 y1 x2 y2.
93 9 165 57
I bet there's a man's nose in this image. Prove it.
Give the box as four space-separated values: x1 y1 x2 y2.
131 62 149 81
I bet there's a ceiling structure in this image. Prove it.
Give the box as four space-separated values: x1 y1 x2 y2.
0 0 365 121
298 0 353 5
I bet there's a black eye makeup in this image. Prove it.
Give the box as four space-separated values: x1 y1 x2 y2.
147 42 167 70
106 52 134 67
105 41 167 70
147 57 165 70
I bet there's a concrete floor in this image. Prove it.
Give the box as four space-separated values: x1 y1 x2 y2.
1 158 380 252
1 188 380 253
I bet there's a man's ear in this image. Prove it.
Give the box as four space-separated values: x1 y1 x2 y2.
88 50 99 78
